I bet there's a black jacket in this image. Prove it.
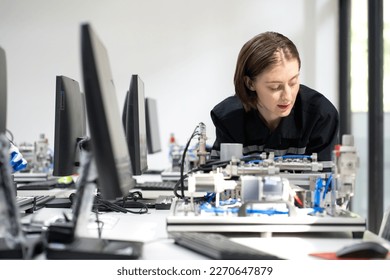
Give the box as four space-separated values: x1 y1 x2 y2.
210 84 339 161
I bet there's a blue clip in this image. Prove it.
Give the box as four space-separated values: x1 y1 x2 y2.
9 145 27 172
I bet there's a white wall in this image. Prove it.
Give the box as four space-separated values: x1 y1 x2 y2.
0 0 338 170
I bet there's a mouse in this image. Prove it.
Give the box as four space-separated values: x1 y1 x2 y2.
57 176 75 188
336 241 388 259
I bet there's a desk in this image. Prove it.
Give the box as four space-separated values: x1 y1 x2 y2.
96 210 380 260
22 206 386 260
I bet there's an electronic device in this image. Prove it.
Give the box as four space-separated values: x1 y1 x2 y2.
82 23 135 200
53 76 87 176
0 47 6 134
44 197 73 209
12 172 49 183
166 129 367 236
122 75 148 175
155 195 174 210
17 178 60 190
15 196 35 212
45 23 142 260
145 97 162 154
16 195 57 214
0 49 25 259
336 241 388 259
16 177 75 191
170 232 283 260
135 180 186 191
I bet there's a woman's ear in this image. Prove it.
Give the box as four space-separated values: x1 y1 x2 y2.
244 76 255 91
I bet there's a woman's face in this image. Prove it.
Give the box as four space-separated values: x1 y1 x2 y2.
248 57 300 126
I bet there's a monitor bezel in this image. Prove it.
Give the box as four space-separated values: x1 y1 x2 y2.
0 47 7 134
122 74 148 175
145 97 162 154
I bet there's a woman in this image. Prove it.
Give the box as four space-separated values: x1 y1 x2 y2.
210 32 339 162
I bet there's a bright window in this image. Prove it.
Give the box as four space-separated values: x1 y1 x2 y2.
351 0 390 218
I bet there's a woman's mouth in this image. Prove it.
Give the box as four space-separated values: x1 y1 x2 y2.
277 104 290 111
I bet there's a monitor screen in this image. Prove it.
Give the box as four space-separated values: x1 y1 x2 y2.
145 97 162 154
0 47 7 134
122 75 148 175
81 23 135 200
53 75 87 176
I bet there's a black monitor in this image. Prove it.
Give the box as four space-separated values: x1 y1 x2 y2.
81 23 135 200
145 97 162 154
53 75 87 176
44 24 142 260
0 47 6 134
122 75 148 175
0 47 24 259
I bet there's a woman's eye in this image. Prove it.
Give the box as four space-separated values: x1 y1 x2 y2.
270 85 282 91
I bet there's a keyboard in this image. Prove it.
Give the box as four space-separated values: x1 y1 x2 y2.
12 172 49 183
34 195 56 208
16 196 35 212
17 178 59 190
171 232 283 260
135 181 187 191
142 169 164 175
16 195 56 213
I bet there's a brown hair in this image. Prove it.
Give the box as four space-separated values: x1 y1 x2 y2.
234 32 301 111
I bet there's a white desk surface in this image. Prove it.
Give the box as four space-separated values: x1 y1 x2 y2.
23 206 385 260
97 210 371 260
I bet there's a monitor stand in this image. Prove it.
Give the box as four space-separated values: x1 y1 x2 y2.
0 239 24 259
45 236 142 260
45 142 143 259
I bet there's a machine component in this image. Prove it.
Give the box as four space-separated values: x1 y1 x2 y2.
239 175 296 217
16 133 52 173
223 152 324 179
33 133 52 173
188 126 359 219
195 122 209 166
188 170 237 207
333 134 359 209
240 175 292 203
168 127 364 235
220 143 243 162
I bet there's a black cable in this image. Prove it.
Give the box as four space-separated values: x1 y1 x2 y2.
94 196 128 213
196 160 231 172
178 124 201 199
5 129 14 143
173 174 188 199
114 194 149 214
94 194 149 215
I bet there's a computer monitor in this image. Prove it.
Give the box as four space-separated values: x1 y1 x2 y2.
53 75 87 176
122 75 148 175
45 23 142 260
145 97 162 154
0 47 24 259
0 47 6 134
81 23 135 200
